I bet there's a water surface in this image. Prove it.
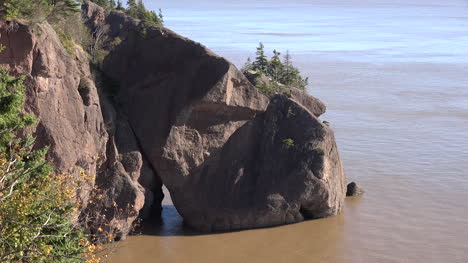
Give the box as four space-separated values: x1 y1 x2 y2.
109 0 468 262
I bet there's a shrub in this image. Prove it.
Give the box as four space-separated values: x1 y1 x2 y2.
256 82 276 96
110 36 122 47
56 28 76 56
313 147 325 155
282 138 295 149
52 12 93 51
287 106 296 118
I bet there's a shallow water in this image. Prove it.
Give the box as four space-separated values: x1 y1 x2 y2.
108 0 468 262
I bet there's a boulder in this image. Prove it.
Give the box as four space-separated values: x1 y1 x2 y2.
346 182 364 196
168 95 346 231
289 88 326 117
95 8 347 231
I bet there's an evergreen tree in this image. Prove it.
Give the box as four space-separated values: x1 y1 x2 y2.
242 57 254 72
116 0 124 10
124 0 163 26
158 8 164 23
281 50 293 87
127 0 136 8
253 42 268 73
0 50 35 148
2 0 80 21
280 50 308 90
109 0 116 9
126 0 137 17
268 49 283 82
242 45 309 93
58 0 80 14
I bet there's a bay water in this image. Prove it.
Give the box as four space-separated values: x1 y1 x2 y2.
109 1 468 262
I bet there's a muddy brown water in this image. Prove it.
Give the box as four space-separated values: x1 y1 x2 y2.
108 0 468 262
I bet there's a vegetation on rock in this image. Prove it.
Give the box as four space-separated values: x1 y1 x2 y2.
88 0 163 26
1 0 80 23
242 42 309 95
1 0 93 60
282 138 295 149
126 0 163 26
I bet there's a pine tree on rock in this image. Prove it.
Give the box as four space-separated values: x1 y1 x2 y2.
242 45 309 94
116 0 124 10
253 42 269 73
268 49 283 82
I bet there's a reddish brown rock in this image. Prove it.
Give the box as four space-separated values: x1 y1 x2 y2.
0 21 146 240
92 6 347 232
289 88 327 118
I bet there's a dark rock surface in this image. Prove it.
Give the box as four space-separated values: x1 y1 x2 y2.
346 182 364 196
169 95 346 231
86 1 347 232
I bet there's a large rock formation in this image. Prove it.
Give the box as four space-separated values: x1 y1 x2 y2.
0 20 153 240
0 1 347 237
89 3 347 232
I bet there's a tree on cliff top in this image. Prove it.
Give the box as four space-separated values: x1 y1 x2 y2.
1 0 80 22
243 43 309 93
268 49 284 82
126 0 163 26
90 0 117 10
253 42 268 73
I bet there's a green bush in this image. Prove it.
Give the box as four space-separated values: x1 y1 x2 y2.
110 36 122 47
256 82 276 96
282 138 295 149
313 147 325 155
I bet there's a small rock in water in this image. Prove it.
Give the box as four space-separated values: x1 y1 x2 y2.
346 182 364 196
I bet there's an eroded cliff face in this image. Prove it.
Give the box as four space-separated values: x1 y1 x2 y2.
0 21 154 240
0 1 346 237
